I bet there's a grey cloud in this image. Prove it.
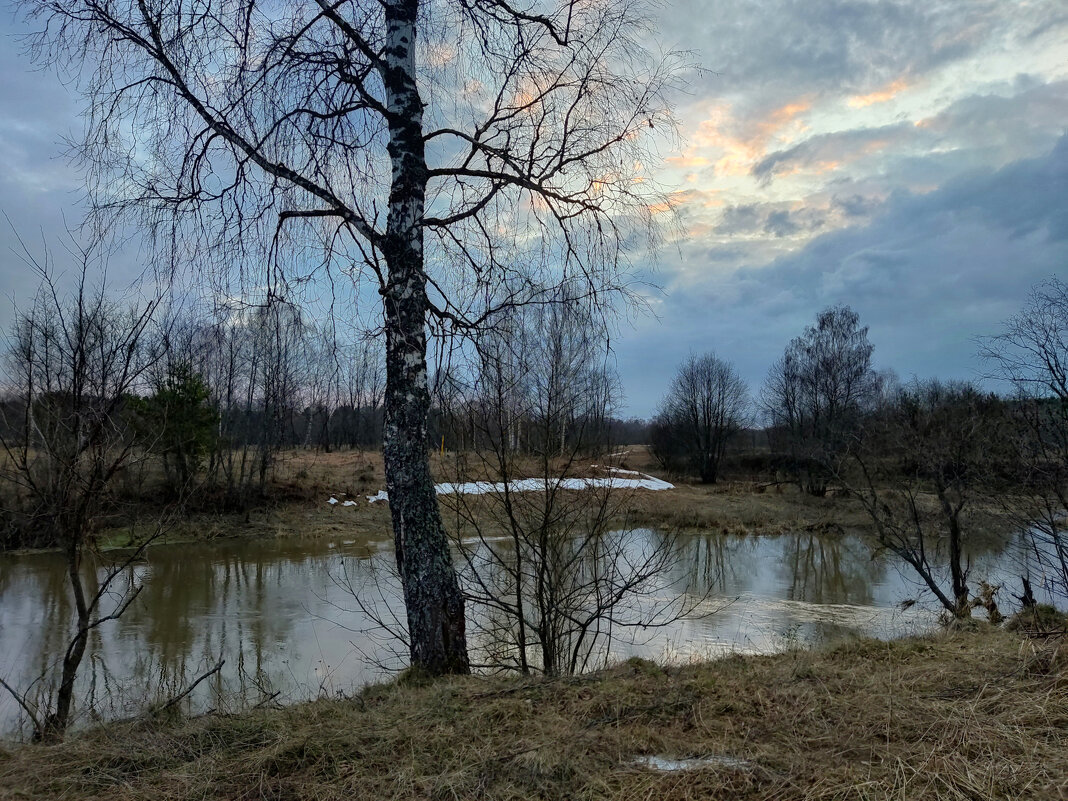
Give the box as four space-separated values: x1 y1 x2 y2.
752 123 913 185
1025 12 1068 40
832 194 880 218
714 203 824 238
764 210 799 238
914 77 1068 154
659 0 1062 119
749 136 1068 311
749 77 1068 190
715 204 761 235
618 137 1068 416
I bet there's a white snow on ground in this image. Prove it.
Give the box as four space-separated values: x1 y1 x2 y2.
632 755 754 772
327 497 361 506
363 471 674 504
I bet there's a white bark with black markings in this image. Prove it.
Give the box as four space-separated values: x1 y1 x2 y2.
379 0 468 674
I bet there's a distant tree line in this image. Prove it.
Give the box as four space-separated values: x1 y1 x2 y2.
650 281 1068 619
0 275 657 549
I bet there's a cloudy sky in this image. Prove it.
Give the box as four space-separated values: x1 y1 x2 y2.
1 0 1066 416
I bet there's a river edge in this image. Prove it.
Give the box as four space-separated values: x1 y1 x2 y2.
3 445 1021 557
4 474 1005 559
1 626 1064 800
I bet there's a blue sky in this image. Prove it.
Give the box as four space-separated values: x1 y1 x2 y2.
1 0 1065 416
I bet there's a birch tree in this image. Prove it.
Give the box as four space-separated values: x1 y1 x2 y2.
24 0 682 673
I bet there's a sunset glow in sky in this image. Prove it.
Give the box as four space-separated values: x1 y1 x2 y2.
1 0 1066 414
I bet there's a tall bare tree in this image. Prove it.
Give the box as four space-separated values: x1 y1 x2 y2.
651 353 749 483
25 0 682 674
762 305 880 495
440 298 694 676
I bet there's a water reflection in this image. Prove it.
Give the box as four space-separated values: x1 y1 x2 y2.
0 528 1042 739
678 531 881 604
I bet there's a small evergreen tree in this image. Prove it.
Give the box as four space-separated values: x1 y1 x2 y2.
138 362 218 492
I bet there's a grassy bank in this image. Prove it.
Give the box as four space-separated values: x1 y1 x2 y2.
82 445 1005 553
2 628 1064 800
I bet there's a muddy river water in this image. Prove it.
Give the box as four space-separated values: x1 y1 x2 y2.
0 528 1045 739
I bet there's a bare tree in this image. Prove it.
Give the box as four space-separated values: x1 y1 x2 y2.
762 305 881 496
843 380 1005 619
981 278 1068 602
651 353 749 483
0 242 164 740
25 0 683 674
441 300 695 676
336 337 385 450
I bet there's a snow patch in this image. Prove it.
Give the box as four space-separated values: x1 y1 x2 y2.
364 471 674 504
632 754 754 772
329 496 361 507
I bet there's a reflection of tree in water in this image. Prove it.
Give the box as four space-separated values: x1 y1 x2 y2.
131 542 316 708
669 531 890 607
0 539 359 733
781 534 882 606
0 552 139 731
676 533 765 596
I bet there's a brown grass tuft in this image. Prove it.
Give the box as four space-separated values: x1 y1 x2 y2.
2 630 1065 800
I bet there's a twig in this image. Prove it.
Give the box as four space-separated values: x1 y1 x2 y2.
0 676 42 736
157 658 225 712
252 691 282 709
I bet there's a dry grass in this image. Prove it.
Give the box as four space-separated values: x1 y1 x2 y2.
89 450 393 549
612 480 871 535
2 629 1065 800
75 444 1014 551
255 445 882 539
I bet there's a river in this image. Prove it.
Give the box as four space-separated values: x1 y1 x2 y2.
0 528 1042 739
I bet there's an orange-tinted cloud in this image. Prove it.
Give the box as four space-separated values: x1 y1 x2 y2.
646 190 692 215
847 78 910 108
665 154 712 168
685 99 812 177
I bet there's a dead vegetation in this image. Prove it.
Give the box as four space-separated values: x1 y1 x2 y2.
35 444 1014 554
1 628 1063 800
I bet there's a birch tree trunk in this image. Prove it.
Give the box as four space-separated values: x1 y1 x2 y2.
380 0 469 675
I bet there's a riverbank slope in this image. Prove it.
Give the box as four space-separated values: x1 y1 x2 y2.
2 628 1064 800
84 445 1004 553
